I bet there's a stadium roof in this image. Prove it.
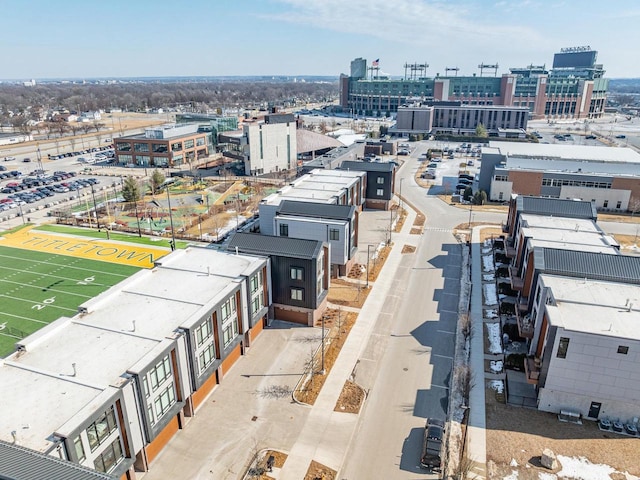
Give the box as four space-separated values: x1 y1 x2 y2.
490 141 640 164
296 129 343 154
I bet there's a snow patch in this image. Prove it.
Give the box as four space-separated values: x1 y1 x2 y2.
556 455 615 480
490 360 504 373
483 273 495 281
486 322 503 353
510 459 518 467
503 470 519 480
482 254 495 272
488 379 504 393
485 309 498 319
483 283 498 305
538 473 557 480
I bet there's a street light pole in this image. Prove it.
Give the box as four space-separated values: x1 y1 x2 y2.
166 187 176 251
399 177 404 212
468 202 473 229
366 244 372 289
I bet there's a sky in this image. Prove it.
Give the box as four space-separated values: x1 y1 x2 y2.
1 0 639 79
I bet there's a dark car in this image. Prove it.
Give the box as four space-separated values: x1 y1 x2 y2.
585 135 597 140
23 157 32 162
615 134 626 139
421 418 445 472
455 183 470 191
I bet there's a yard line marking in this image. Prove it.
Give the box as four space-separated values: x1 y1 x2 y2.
0 281 95 299
0 295 79 313
0 266 109 287
0 331 23 339
0 253 134 278
0 311 51 325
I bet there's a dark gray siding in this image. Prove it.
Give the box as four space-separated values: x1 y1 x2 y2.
270 255 322 309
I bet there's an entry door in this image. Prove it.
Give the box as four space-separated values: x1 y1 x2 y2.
588 401 602 419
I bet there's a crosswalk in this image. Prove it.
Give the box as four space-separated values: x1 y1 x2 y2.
423 226 454 233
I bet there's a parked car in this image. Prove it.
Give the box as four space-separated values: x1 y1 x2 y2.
585 135 597 140
421 418 445 472
23 157 31 162
616 134 626 139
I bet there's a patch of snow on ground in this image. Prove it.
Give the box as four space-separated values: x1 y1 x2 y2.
482 247 492 254
490 360 503 373
510 459 518 467
503 470 519 480
482 254 494 272
485 309 498 319
483 283 498 305
483 274 495 281
484 239 492 247
556 455 615 480
486 323 503 353
538 473 557 480
488 380 504 393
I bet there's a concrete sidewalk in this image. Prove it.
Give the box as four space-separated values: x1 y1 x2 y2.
278 204 420 479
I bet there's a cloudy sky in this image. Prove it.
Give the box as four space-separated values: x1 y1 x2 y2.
1 0 638 79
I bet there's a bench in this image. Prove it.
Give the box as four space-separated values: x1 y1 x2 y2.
558 409 582 424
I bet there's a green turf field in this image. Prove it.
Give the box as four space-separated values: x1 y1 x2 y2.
0 245 139 357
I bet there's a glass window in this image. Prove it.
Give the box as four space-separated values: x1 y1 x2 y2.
93 438 123 473
222 318 238 348
74 436 85 462
152 143 168 153
86 406 118 452
142 377 150 398
199 343 216 372
149 355 172 392
154 384 176 419
617 345 629 355
118 154 133 165
134 142 149 152
171 142 182 152
250 273 262 294
376 176 384 184
194 318 213 347
376 189 384 196
196 137 206 146
279 224 288 237
329 229 339 241
116 142 131 152
291 288 303 301
184 139 195 149
290 267 303 280
556 337 570 359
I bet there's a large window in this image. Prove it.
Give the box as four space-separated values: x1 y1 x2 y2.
329 229 340 241
199 343 216 371
86 406 118 452
171 141 182 152
116 142 131 152
152 143 168 153
194 318 213 347
221 296 238 348
149 355 172 392
183 139 195 149
134 142 149 152
376 189 384 196
250 272 262 294
196 137 206 146
118 154 132 165
279 223 289 237
154 384 176 418
291 288 303 301
376 176 384 184
290 266 303 280
556 337 570 359
93 438 123 474
73 436 85 462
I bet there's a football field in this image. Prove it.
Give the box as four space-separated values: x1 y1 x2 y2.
0 245 140 357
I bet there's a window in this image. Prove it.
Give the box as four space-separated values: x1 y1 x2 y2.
250 273 262 294
329 229 339 241
196 137 206 146
73 436 85 462
556 337 570 358
154 384 176 418
194 318 213 347
134 142 149 152
376 188 384 196
279 223 289 237
142 377 150 398
152 143 168 153
183 139 195 149
376 176 384 184
171 142 182 152
116 142 131 152
291 288 303 301
221 296 238 348
603 200 609 208
495 175 509 182
617 345 629 355
290 267 303 280
93 438 123 473
149 355 172 392
86 406 118 452
616 201 622 209
199 343 216 371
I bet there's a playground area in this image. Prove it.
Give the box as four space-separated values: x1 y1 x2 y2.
55 177 279 242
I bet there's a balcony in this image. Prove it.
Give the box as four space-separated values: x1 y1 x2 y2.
524 357 541 385
509 265 524 291
515 309 534 339
506 244 516 258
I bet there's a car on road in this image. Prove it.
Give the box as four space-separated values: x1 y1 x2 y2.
615 134 626 139
23 157 31 162
421 418 445 472
585 135 597 140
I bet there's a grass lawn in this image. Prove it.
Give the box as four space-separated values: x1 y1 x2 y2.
34 224 189 249
0 245 139 357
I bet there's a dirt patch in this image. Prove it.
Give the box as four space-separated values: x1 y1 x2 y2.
304 460 337 480
401 244 416 254
485 392 640 479
598 213 640 224
327 279 370 309
345 245 392 284
294 311 357 405
414 213 426 227
334 380 366 414
253 450 288 479
612 233 640 250
410 227 423 235
394 207 407 232
479 227 504 243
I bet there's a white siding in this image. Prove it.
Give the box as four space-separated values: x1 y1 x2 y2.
559 186 630 211
274 217 348 266
490 180 513 201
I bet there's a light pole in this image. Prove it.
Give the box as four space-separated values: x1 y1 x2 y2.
17 202 25 225
366 244 372 289
399 177 404 212
468 202 473 229
320 314 326 375
166 187 176 251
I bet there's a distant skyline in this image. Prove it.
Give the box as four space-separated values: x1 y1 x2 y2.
1 0 639 79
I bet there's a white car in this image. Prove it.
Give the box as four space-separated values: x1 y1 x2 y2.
4 156 16 161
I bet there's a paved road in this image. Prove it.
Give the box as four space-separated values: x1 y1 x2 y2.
341 154 484 479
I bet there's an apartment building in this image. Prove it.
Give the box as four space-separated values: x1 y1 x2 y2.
340 160 396 210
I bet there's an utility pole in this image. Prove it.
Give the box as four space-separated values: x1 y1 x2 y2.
320 314 326 374
166 187 176 251
366 244 372 289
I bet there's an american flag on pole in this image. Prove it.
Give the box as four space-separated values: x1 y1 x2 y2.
372 59 379 67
